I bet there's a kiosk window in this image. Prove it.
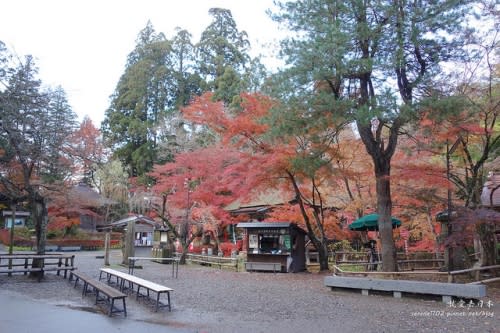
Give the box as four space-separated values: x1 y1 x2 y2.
258 234 289 254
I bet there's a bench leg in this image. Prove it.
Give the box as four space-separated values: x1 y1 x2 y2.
82 282 89 297
73 276 80 288
156 292 161 312
135 286 148 300
122 297 127 317
167 291 171 312
109 298 114 316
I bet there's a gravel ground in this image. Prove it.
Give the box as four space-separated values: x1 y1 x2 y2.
1 247 499 333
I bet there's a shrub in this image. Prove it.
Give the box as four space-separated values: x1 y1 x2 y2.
46 238 121 250
218 241 242 257
0 229 34 247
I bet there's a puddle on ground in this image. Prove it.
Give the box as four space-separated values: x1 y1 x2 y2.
56 304 102 314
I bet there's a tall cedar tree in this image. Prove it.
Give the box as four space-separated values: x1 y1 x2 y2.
270 0 472 271
196 8 251 105
102 22 173 178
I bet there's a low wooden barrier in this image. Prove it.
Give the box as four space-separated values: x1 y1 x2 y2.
186 254 238 271
128 257 179 278
448 265 500 283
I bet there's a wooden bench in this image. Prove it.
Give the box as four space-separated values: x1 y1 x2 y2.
0 254 75 280
324 275 487 303
69 270 127 317
245 262 281 273
99 268 173 312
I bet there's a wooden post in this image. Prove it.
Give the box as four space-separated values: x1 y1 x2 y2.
122 221 135 266
104 232 110 266
8 205 16 276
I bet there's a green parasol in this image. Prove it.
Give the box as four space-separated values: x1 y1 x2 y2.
348 213 401 231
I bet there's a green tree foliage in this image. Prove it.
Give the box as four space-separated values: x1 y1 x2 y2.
170 28 204 110
102 22 173 178
0 45 77 259
196 8 251 105
103 11 268 174
41 86 79 183
270 0 472 271
95 159 129 222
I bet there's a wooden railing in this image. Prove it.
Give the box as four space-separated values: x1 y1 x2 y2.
448 265 500 283
332 264 500 284
184 253 239 270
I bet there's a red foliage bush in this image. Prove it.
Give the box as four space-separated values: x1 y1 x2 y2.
189 246 204 254
218 241 242 257
0 230 121 250
47 239 120 250
0 229 33 247
47 216 80 232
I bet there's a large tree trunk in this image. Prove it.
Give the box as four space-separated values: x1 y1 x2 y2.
477 223 497 266
314 239 330 271
357 121 400 272
31 193 49 278
287 171 330 271
375 170 398 272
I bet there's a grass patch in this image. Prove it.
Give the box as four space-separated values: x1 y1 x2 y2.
336 264 367 272
11 246 32 251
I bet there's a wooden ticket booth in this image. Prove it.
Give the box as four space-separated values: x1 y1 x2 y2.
237 222 306 273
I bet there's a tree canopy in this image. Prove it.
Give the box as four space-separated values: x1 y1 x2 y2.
268 0 474 271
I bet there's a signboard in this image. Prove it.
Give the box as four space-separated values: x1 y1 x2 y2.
249 229 287 235
249 234 258 248
283 235 291 250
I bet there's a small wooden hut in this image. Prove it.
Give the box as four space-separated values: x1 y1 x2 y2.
237 222 307 273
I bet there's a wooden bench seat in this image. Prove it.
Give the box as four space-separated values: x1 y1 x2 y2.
99 268 173 312
324 275 487 303
245 262 281 273
70 270 127 317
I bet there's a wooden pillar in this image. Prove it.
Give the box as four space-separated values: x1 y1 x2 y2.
104 232 110 266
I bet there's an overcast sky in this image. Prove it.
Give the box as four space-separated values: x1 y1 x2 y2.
1 0 283 126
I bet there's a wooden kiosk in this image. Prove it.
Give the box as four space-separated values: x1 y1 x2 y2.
237 222 306 273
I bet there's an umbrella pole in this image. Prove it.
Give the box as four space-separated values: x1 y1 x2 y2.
360 231 368 244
